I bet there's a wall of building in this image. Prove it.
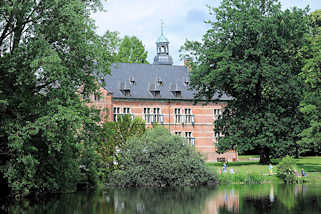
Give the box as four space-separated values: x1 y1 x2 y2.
87 87 238 162
110 98 238 162
87 87 113 123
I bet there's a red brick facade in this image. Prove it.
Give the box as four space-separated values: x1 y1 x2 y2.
89 87 238 162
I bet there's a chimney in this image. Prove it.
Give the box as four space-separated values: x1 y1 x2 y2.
184 58 192 72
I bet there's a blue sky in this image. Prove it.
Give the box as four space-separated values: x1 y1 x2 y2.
92 0 321 65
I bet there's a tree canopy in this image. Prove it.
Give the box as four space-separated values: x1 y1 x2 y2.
0 0 110 197
101 32 149 64
181 0 310 163
298 10 321 154
117 35 149 64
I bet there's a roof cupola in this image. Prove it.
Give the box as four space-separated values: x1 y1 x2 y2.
153 21 173 65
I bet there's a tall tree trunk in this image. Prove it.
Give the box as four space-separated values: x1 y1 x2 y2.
259 148 270 164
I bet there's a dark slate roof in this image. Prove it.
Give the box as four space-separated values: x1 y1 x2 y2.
103 63 231 101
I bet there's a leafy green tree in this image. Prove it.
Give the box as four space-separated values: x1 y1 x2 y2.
100 33 149 64
109 127 216 187
101 30 122 63
100 114 145 171
0 0 110 198
181 0 309 163
117 35 149 63
298 10 321 155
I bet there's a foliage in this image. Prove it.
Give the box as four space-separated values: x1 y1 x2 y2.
108 127 217 187
180 0 310 163
8 187 215 214
0 0 110 198
218 172 265 184
117 35 149 63
276 156 297 183
100 30 122 63
298 10 321 155
100 32 149 64
100 114 146 172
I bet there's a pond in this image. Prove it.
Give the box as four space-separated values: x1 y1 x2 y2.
8 184 321 214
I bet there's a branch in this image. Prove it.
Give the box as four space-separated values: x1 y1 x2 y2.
0 13 14 47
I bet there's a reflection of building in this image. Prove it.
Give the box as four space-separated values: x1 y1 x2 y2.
203 189 239 214
89 26 238 162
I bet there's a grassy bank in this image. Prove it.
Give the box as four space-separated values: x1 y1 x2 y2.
206 156 321 184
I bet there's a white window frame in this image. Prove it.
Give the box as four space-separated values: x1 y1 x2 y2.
113 107 120 121
174 108 181 124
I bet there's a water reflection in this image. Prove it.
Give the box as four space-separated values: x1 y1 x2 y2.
8 184 321 214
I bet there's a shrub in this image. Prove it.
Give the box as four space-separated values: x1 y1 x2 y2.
100 114 145 171
108 127 217 187
271 158 281 165
276 156 297 183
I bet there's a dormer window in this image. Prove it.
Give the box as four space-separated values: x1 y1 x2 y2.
129 76 136 85
119 81 131 96
156 77 163 86
149 81 161 97
169 83 182 98
184 77 190 87
122 89 130 96
151 90 160 97
173 91 181 97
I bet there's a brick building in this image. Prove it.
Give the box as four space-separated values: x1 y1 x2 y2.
90 29 237 162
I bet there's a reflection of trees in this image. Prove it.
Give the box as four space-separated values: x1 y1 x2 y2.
8 190 112 214
277 184 297 209
104 187 216 214
225 184 321 214
8 185 321 214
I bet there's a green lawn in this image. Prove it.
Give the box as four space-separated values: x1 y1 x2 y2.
206 156 321 184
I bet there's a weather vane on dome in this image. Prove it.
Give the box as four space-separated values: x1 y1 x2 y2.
161 19 164 35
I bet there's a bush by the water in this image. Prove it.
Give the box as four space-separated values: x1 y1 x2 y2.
108 127 217 187
276 156 297 183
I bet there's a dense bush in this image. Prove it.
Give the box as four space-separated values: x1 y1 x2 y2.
100 114 145 172
108 127 217 187
276 156 297 183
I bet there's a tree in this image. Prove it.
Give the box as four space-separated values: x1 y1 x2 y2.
298 10 321 154
117 35 149 64
108 127 216 187
100 114 145 171
101 30 122 63
181 0 309 163
100 33 149 64
0 0 110 198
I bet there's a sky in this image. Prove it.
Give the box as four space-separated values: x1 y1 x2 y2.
92 0 321 65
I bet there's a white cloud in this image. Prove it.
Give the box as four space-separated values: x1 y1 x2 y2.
92 0 321 65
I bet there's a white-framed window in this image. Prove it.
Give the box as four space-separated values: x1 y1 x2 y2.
214 132 220 145
184 108 194 123
185 132 195 146
144 108 151 123
144 107 163 124
113 107 132 121
153 108 163 123
175 131 181 136
113 107 120 121
214 108 222 120
123 107 130 114
174 108 181 123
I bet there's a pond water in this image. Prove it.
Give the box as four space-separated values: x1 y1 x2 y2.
8 184 321 214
